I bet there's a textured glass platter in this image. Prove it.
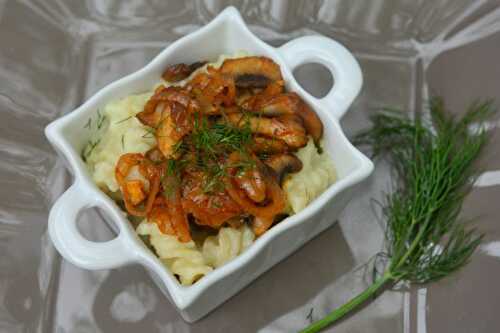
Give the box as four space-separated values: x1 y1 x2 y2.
1 1 500 332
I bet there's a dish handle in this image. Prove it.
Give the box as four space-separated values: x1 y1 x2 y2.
48 182 134 269
278 35 363 120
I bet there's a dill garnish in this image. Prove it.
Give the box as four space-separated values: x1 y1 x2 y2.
175 113 255 194
96 110 106 129
190 114 253 157
115 115 133 124
301 97 496 333
165 158 184 177
121 134 125 150
156 112 255 196
81 139 101 162
142 127 156 139
172 139 187 155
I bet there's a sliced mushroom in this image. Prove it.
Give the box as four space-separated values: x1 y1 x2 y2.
137 86 198 128
238 81 284 109
249 93 323 143
189 61 208 71
297 100 323 144
220 56 283 88
261 80 285 96
186 67 236 114
162 61 207 83
264 153 303 184
226 113 308 149
256 93 300 116
235 74 270 88
233 167 267 203
224 152 286 236
252 136 289 154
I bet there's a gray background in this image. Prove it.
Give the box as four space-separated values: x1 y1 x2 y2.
1 1 500 332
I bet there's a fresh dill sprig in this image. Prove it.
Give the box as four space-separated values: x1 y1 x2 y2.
301 97 495 333
121 134 125 150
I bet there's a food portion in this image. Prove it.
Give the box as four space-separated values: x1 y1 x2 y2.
83 54 336 285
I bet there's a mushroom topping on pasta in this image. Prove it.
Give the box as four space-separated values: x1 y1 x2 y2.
119 56 323 241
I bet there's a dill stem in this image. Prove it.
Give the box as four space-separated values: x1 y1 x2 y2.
391 215 432 272
299 271 394 333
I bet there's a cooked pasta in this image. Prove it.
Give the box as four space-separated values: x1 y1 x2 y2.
137 221 213 285
137 221 255 284
202 224 255 268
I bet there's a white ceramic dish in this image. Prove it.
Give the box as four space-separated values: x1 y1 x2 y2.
45 7 372 322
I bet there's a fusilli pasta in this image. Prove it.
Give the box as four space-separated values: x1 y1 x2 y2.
137 221 213 285
284 139 337 213
202 225 255 268
137 221 256 285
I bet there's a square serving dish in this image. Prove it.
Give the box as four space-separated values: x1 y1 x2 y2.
45 6 373 322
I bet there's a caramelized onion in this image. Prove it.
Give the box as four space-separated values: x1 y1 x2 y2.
162 61 207 83
115 153 160 217
181 170 242 229
137 86 198 128
148 196 191 242
186 67 236 113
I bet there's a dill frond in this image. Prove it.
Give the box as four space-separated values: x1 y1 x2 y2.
301 97 496 333
81 138 101 162
115 115 133 124
96 110 106 130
